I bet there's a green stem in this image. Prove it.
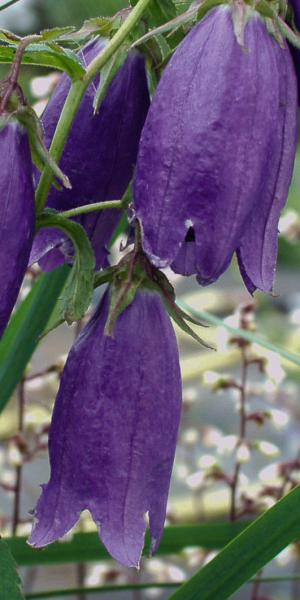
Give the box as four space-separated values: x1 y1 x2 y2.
61 200 123 219
35 0 152 214
35 81 85 213
85 0 151 82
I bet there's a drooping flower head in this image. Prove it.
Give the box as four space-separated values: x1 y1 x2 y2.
134 6 298 294
30 39 150 271
0 120 35 338
29 287 182 567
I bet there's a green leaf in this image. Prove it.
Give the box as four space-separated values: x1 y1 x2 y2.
178 300 300 367
130 0 176 23
39 27 77 42
7 522 250 566
0 43 85 79
149 0 177 25
0 539 24 600
0 266 69 411
38 211 96 325
169 485 300 600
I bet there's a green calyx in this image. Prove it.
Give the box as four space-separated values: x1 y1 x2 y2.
104 248 212 348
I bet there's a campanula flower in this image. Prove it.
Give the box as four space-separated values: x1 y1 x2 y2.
30 40 150 270
134 7 298 293
29 288 182 567
0 120 35 337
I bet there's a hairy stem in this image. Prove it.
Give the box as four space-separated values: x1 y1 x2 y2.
35 0 152 214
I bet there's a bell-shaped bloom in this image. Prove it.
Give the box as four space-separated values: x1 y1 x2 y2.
29 288 182 567
30 40 150 270
0 120 35 338
134 7 298 293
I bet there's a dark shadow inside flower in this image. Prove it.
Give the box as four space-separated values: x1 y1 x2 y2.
171 226 198 276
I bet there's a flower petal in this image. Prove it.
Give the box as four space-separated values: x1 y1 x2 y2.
237 42 298 293
0 122 35 337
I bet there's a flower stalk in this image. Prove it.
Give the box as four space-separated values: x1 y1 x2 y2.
60 199 124 219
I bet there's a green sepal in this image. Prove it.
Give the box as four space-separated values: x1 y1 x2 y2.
132 3 198 49
37 210 96 325
140 34 172 69
14 105 71 193
104 256 147 337
93 43 129 114
145 269 213 349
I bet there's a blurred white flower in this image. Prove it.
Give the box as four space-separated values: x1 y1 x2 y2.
174 464 190 480
269 409 289 430
259 463 280 485
183 386 198 403
181 428 199 445
256 441 280 458
167 565 186 582
237 444 251 464
7 445 22 467
197 454 216 470
216 435 237 455
186 470 205 490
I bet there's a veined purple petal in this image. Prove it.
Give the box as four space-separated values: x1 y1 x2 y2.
134 7 297 290
29 289 182 567
237 41 298 293
29 228 68 272
0 121 35 338
31 41 150 270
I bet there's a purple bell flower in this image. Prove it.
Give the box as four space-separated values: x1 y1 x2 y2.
29 288 182 567
0 120 35 338
134 7 298 293
30 40 150 270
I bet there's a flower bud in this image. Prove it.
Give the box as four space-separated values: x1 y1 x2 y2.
134 7 297 293
31 40 150 270
29 288 182 567
0 120 35 338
